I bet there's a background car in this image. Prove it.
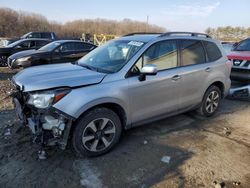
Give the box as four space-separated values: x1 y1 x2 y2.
227 38 250 82
0 38 51 66
0 31 57 47
8 40 97 69
221 41 236 54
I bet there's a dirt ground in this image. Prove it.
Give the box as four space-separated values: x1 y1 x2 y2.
0 67 249 188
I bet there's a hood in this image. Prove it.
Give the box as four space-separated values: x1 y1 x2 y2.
9 49 38 59
0 47 12 54
13 63 106 92
227 51 250 61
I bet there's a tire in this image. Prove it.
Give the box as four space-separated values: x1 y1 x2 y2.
197 85 222 117
72 107 122 157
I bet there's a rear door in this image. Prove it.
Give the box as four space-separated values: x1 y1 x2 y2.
177 39 209 110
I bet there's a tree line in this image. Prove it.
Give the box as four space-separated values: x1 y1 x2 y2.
0 7 165 38
205 26 250 41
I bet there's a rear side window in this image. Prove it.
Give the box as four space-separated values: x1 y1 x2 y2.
36 40 49 48
203 41 222 62
60 43 75 52
75 42 95 51
28 33 41 38
181 40 206 66
41 33 52 39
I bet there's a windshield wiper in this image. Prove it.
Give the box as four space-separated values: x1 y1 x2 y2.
80 64 99 72
80 63 114 74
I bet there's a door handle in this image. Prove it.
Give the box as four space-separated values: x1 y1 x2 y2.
171 75 181 81
205 67 211 72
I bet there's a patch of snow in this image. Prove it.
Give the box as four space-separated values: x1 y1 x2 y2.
74 160 104 188
161 156 171 164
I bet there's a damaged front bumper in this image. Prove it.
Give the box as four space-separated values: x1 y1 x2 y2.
12 90 73 150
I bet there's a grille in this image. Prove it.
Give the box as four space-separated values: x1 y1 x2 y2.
232 59 243 66
243 61 250 67
231 59 250 67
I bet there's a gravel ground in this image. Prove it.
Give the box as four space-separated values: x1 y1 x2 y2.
0 67 249 188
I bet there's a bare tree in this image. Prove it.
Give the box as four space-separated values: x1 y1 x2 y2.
0 7 166 38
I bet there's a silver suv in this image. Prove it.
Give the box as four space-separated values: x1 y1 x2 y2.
11 32 231 156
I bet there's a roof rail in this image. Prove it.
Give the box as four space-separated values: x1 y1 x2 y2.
123 32 163 37
159 32 211 38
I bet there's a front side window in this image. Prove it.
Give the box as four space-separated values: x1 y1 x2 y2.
131 40 178 74
181 40 206 66
78 40 144 73
143 40 178 71
60 43 75 52
41 33 51 38
16 41 34 49
234 39 250 51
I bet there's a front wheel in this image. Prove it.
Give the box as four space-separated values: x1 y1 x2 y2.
72 107 122 157
197 85 222 117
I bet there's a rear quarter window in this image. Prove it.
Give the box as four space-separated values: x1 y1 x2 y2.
203 41 222 62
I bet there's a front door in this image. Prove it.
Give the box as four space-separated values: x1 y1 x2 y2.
127 40 182 124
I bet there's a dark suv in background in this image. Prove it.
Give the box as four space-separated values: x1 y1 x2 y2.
21 32 57 40
0 32 57 47
8 40 96 68
0 38 51 66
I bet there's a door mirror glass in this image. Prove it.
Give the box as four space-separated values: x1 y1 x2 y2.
15 45 22 49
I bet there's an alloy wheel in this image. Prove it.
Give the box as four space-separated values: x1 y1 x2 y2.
205 91 220 113
82 118 116 152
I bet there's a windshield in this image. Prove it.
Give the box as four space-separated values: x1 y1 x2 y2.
222 43 234 54
78 40 144 73
234 39 250 51
6 40 23 48
38 41 61 51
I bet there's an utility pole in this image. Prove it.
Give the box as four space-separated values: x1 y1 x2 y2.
146 15 149 32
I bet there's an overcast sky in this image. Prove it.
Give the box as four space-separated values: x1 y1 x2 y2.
0 0 249 32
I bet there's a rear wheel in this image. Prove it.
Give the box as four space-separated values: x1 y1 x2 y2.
197 85 221 117
72 107 122 157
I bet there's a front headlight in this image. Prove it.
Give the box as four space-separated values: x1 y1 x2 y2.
18 56 31 62
27 89 70 109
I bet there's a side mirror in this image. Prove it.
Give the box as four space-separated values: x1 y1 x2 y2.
139 64 157 81
15 45 22 49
